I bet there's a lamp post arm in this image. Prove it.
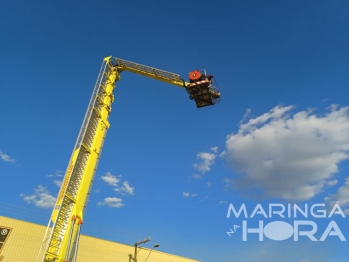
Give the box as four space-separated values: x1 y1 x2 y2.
144 249 154 262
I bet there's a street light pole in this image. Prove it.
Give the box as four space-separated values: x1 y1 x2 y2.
133 237 150 262
144 244 160 262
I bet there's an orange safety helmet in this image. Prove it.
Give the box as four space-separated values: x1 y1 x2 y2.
188 70 202 81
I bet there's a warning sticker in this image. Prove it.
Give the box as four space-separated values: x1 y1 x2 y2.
0 226 12 254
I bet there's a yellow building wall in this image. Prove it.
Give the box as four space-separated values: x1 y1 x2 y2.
0 216 200 262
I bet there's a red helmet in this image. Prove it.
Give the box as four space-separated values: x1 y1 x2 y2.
188 70 202 81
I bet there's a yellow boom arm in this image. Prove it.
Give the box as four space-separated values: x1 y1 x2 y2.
38 57 120 262
37 56 219 262
114 57 190 88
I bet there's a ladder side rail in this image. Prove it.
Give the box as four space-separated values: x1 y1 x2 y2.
38 59 111 262
43 59 119 262
74 60 109 150
51 62 119 261
35 216 54 262
82 116 108 214
114 57 189 88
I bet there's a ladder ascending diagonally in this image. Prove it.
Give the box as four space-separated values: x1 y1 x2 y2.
36 56 220 262
37 57 120 262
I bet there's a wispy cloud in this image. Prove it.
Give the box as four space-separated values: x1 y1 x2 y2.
191 146 218 179
101 172 135 196
219 200 227 204
325 176 349 214
101 172 120 186
210 147 219 153
97 197 124 208
45 170 63 187
99 172 135 209
327 180 338 187
239 108 251 125
183 192 197 198
114 181 135 196
222 105 349 201
199 196 210 202
191 174 203 179
193 152 217 174
47 170 63 178
53 180 62 187
206 182 214 187
21 185 56 208
0 150 16 163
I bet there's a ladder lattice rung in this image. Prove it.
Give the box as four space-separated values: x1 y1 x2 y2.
115 58 182 82
41 59 112 262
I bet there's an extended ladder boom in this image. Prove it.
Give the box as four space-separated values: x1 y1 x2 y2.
38 57 119 262
37 56 220 262
115 57 189 88
114 57 220 108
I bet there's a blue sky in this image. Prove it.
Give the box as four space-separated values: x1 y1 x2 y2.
1 1 349 261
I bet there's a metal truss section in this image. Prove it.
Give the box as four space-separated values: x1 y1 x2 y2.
38 59 115 262
36 55 217 262
66 147 90 199
74 60 109 150
115 57 186 87
46 196 74 257
82 111 100 149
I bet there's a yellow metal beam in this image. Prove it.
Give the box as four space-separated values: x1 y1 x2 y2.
114 57 190 88
39 55 216 262
42 58 121 262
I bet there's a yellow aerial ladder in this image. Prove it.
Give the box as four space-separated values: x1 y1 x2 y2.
36 56 220 262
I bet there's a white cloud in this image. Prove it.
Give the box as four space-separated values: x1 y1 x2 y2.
183 192 190 198
47 170 63 178
222 105 349 201
193 152 217 174
327 180 338 187
211 147 219 153
53 180 62 187
0 150 16 163
122 181 135 195
21 185 56 208
199 196 209 202
206 182 213 187
101 172 120 186
219 200 227 204
97 197 124 208
191 174 203 179
101 172 135 196
325 177 349 214
114 181 135 195
183 192 197 198
239 108 251 125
